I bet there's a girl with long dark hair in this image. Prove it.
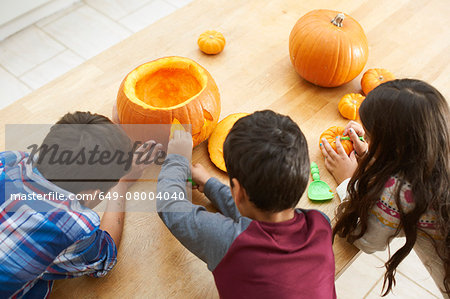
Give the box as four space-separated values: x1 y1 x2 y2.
320 79 449 297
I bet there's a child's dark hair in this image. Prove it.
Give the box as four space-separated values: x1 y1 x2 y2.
223 110 309 212
333 79 449 295
36 111 133 194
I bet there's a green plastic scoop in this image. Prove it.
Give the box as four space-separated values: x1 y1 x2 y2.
307 162 334 201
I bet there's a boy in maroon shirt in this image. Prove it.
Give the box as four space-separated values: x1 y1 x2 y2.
157 110 336 298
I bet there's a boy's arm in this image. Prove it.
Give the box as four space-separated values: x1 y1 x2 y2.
203 178 242 221
43 141 163 279
98 180 127 247
191 163 242 221
43 180 132 279
157 153 252 271
99 140 162 247
42 228 117 279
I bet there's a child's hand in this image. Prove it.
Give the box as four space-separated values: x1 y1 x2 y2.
167 130 193 159
320 136 357 185
191 163 212 193
343 121 368 158
343 121 365 136
122 140 163 187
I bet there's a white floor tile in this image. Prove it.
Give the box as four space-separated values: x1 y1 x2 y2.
0 67 31 109
36 1 84 28
85 0 153 20
20 50 84 89
335 253 386 298
373 237 443 297
41 4 132 59
366 272 439 299
165 0 194 8
397 251 444 298
119 0 176 32
0 26 65 76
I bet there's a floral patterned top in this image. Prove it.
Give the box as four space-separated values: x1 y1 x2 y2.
371 176 440 240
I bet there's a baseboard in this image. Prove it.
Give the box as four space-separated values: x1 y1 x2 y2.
0 0 80 41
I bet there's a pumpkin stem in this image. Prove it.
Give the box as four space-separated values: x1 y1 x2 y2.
331 13 345 27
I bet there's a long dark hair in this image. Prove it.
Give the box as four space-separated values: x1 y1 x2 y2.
333 79 449 295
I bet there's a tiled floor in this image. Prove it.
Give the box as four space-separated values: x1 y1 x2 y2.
0 1 445 298
0 0 187 109
336 237 443 298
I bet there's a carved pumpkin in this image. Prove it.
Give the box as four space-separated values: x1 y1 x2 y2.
208 113 249 172
289 10 368 87
198 30 226 55
338 93 365 120
320 126 353 155
116 56 221 147
361 68 395 95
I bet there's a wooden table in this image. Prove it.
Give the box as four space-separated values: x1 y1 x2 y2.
1 0 448 297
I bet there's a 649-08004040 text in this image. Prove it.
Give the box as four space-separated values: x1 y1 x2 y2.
8 191 187 202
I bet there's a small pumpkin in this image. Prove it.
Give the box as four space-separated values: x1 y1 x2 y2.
338 93 365 120
198 30 226 55
320 126 353 155
289 10 368 87
116 56 221 147
208 113 249 172
361 68 395 95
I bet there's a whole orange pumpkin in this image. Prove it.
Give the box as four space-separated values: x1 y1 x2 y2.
116 56 221 147
289 10 369 87
198 30 226 55
338 93 365 120
320 126 353 155
208 113 249 172
361 68 395 95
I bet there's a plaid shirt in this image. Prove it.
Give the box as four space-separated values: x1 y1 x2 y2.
0 151 117 298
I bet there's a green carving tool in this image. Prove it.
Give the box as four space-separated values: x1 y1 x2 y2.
339 136 365 141
307 162 334 201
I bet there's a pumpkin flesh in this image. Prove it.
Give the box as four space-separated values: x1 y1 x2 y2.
135 69 202 108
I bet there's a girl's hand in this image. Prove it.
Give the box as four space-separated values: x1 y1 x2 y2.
343 121 368 157
191 163 212 193
320 136 357 185
343 120 365 136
